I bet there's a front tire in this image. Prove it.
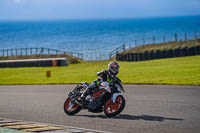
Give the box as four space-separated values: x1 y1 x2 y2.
104 95 125 117
64 97 81 115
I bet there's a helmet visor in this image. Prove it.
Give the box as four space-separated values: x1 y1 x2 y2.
110 65 119 74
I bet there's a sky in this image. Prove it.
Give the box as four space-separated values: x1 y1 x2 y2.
0 0 200 20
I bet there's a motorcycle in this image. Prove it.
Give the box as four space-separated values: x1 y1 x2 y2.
63 78 126 117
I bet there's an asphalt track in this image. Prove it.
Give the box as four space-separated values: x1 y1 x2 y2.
0 85 200 133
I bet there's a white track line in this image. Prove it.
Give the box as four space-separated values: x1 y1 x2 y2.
0 117 112 133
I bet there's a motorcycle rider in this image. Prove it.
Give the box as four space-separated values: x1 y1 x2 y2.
80 61 120 100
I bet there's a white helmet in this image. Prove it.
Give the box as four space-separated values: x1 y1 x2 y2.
108 62 119 75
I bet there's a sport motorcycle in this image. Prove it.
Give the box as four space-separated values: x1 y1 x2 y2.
64 78 125 117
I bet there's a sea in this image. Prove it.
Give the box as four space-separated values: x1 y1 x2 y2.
0 15 200 60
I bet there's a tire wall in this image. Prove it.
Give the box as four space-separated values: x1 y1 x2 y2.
0 58 68 68
116 45 200 61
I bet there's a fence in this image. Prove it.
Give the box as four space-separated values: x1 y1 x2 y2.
109 44 125 59
109 32 199 59
0 47 83 59
0 47 112 61
132 32 199 46
81 53 111 61
0 32 199 61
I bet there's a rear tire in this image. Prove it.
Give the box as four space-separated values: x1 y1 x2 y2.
104 95 125 117
64 97 81 115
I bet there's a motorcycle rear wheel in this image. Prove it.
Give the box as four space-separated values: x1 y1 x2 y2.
64 97 81 115
104 95 125 117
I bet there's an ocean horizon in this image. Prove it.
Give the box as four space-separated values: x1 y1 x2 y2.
0 15 200 60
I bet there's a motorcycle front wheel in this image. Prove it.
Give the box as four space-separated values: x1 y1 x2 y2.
104 95 125 117
64 97 81 115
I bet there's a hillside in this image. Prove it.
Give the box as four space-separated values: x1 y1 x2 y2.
123 39 200 54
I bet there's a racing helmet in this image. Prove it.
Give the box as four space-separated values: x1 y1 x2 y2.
108 62 119 75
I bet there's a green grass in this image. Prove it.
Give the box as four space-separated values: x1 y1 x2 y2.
0 55 200 85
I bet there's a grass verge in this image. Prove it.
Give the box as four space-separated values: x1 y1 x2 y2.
0 55 200 85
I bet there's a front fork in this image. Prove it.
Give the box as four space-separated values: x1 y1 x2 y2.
68 92 82 106
111 93 120 104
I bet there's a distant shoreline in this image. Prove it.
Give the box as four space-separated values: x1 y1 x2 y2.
0 14 200 22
